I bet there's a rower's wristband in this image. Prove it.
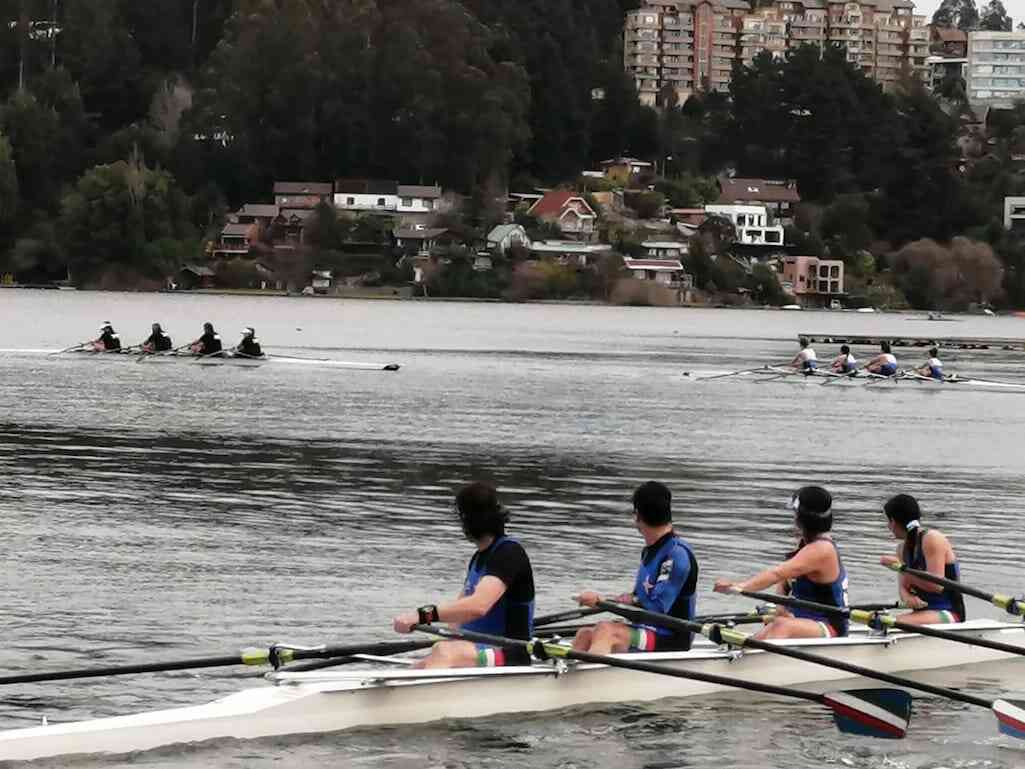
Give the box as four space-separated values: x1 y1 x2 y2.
417 605 440 625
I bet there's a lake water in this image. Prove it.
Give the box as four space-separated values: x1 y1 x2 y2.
2 289 1025 768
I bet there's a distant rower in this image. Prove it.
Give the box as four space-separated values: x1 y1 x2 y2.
141 323 172 353
917 347 944 381
190 322 223 357
91 322 121 352
880 493 964 625
864 340 898 376
830 345 857 375
792 337 818 373
237 327 263 358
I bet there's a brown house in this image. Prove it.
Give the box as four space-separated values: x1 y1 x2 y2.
717 177 801 223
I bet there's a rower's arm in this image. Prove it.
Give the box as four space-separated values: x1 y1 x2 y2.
438 576 508 625
737 544 823 593
640 556 692 614
909 532 947 594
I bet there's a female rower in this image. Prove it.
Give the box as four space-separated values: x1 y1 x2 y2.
879 493 964 625
791 337 818 373
915 348 944 381
714 486 848 639
863 340 898 376
830 345 857 375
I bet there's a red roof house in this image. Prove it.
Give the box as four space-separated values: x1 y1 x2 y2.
527 191 598 240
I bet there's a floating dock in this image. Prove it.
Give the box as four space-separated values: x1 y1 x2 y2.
798 333 1025 351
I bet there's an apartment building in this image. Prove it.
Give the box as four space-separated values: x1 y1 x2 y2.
625 0 927 105
967 31 1025 107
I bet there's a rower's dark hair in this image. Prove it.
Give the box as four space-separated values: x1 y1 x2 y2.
455 482 508 541
633 481 672 526
929 347 938 357
799 336 809 347
840 344 850 354
204 322 213 331
881 340 892 353
884 493 922 553
793 485 833 536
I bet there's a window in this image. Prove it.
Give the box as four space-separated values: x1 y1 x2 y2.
346 196 355 205
830 265 840 277
425 200 434 210
818 280 829 292
401 197 413 207
831 281 840 293
377 198 386 206
819 265 829 278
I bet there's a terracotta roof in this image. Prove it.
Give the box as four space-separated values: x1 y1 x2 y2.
273 181 333 195
718 178 801 204
528 191 596 219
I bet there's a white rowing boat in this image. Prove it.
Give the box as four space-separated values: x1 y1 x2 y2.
54 349 401 371
698 367 1025 393
1 619 1022 761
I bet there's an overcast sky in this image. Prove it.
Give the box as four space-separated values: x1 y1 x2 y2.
914 0 1024 25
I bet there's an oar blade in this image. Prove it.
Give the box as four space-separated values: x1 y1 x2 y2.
822 689 912 739
993 699 1025 739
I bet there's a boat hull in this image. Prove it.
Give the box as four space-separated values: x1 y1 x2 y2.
732 368 1025 393
0 620 1022 760
60 350 400 371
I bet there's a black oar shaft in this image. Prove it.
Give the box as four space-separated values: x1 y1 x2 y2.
596 601 991 709
849 610 1025 658
886 563 1020 612
533 607 604 626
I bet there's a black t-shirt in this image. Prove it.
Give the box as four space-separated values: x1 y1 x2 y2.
238 339 262 357
470 540 535 605
146 332 172 351
199 332 222 354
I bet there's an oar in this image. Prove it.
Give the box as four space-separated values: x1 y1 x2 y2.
51 341 92 355
734 588 1025 658
719 589 1025 738
696 364 787 382
883 561 1024 616
0 639 434 686
414 624 910 738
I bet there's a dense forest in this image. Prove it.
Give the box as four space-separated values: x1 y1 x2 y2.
0 0 1023 307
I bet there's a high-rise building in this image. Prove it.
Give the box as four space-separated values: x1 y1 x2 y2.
624 0 928 105
966 31 1025 107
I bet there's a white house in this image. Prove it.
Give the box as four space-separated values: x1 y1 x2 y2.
334 179 399 212
486 224 530 254
704 204 785 247
642 241 688 259
529 240 612 268
397 185 442 214
623 258 692 288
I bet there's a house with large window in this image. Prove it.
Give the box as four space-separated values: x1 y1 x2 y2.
779 255 844 307
528 191 598 240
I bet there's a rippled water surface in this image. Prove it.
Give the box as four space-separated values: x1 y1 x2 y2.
2 290 1025 768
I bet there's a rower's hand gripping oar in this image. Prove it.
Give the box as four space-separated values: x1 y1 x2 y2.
412 624 911 739
722 587 1025 740
882 561 1025 617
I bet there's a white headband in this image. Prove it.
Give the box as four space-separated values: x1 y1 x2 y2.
905 520 921 531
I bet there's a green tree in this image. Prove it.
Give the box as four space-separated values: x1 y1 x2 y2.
979 0 1013 30
0 90 61 215
933 0 980 29
0 132 17 239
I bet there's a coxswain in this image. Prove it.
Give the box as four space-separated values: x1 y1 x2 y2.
863 340 898 376
916 347 944 381
141 323 172 353
572 481 698 653
237 327 263 358
714 486 849 639
190 322 223 357
830 344 857 375
791 337 818 374
879 493 965 625
91 322 121 352
393 482 535 669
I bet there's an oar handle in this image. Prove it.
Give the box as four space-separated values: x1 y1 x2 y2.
882 562 1022 614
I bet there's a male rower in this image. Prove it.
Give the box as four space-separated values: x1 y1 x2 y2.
830 345 857 375
91 322 121 351
863 340 898 376
140 323 172 353
572 481 698 653
879 493 965 625
916 347 944 381
190 322 223 357
791 337 818 374
393 482 535 669
715 486 848 639
237 327 263 358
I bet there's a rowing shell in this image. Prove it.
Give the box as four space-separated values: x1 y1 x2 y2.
0 620 1021 760
708 367 1025 394
55 350 401 371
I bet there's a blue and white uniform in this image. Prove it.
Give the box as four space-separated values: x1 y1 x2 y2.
462 536 535 666
837 352 857 373
902 527 964 622
876 353 898 376
628 532 699 651
925 356 943 381
788 538 849 637
797 347 818 372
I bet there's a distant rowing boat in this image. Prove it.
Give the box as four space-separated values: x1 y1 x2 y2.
0 619 1020 760
691 366 1025 393
55 349 401 371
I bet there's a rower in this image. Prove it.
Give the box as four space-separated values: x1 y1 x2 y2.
715 486 848 639
91 322 121 352
571 481 698 654
237 327 263 358
830 345 857 375
791 337 818 374
190 322 223 357
863 340 898 376
916 347 944 381
393 482 535 669
879 493 965 625
141 323 172 353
